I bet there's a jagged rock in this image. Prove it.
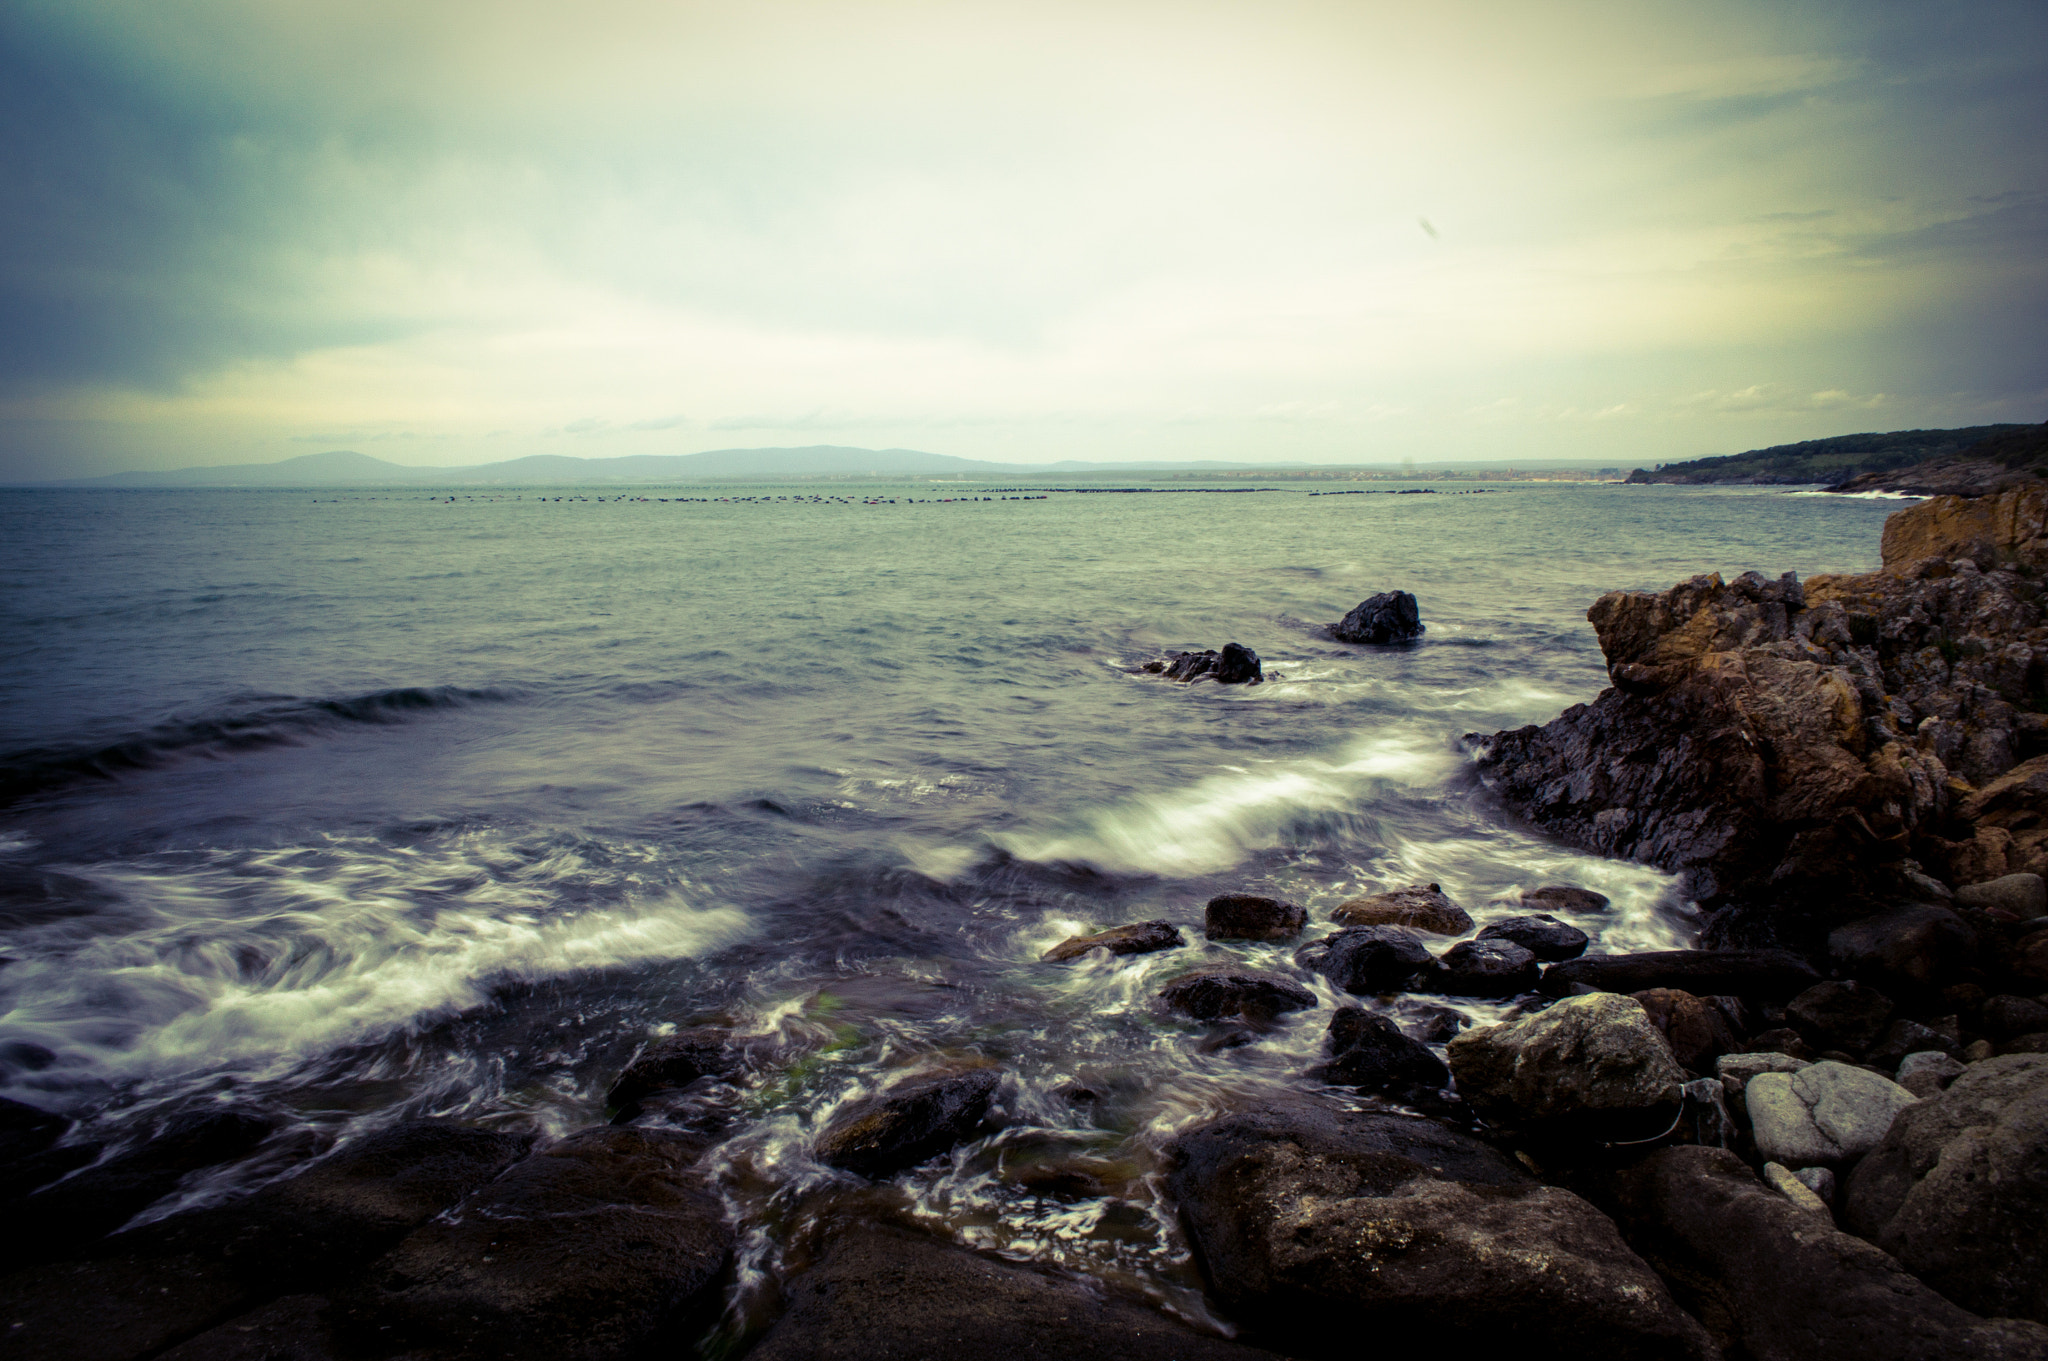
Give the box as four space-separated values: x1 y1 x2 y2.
1896 1051 1967 1097
1330 591 1423 645
1330 883 1472 934
1842 1053 2048 1324
1746 1060 1918 1167
746 1224 1281 1361
1044 920 1183 961
1204 893 1306 940
1786 980 1897 1053
1539 948 1820 1000
1958 872 2048 919
1631 988 1741 1073
1477 913 1590 960
1608 1145 2048 1361
607 1027 746 1110
1294 925 1433 994
1158 967 1316 1022
1146 643 1264 684
1828 904 1979 992
1164 1096 1716 1359
1446 993 1686 1133
1310 1006 1450 1099
815 1066 1003 1178
1429 938 1540 996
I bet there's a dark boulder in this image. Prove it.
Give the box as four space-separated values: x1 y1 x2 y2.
1631 988 1741 1074
607 1027 746 1111
1608 1144 2048 1360
1295 925 1433 994
1429 938 1540 996
1519 884 1613 914
1331 591 1423 645
1310 1007 1451 1099
1158 967 1316 1022
746 1223 1281 1361
1866 1017 1963 1069
1478 912 1590 961
357 1126 733 1361
814 1065 1003 1179
1044 919 1183 962
1164 1096 1716 1359
1984 994 2048 1037
1828 904 1979 993
1539 948 1820 1001
1785 980 1896 1054
1145 644 1264 684
1204 893 1306 940
1446 993 1687 1134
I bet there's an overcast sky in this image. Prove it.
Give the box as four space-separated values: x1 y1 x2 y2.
1 0 2042 478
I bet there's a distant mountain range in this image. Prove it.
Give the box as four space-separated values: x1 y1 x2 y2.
34 446 1299 487
1623 425 2032 486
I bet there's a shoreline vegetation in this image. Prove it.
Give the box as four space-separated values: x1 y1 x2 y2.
6 495 2048 1360
1628 421 2048 494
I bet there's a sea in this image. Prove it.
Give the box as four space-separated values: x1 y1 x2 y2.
0 478 1902 1333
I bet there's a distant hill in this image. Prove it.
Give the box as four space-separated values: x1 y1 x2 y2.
1624 425 2031 486
1829 422 2048 496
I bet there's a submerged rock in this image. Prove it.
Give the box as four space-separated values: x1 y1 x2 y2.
1204 893 1306 941
1294 925 1433 994
1330 591 1423 645
1330 883 1472 935
814 1065 1004 1179
1476 912 1589 960
1158 967 1316 1022
1517 883 1612 914
1309 1006 1450 1100
1745 1060 1918 1167
1446 993 1686 1133
1044 919 1183 961
1164 1096 1716 1359
608 1027 746 1110
1144 643 1264 684
1428 937 1540 996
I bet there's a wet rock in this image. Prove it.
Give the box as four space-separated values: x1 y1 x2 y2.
1447 993 1686 1134
156 1295 341 1361
746 1223 1281 1361
1044 919 1183 962
1330 590 1423 645
1958 872 2048 920
1631 988 1740 1073
1842 1053 2048 1324
1147 644 1264 684
1746 1060 1918 1167
1395 1000 1470 1043
1203 893 1306 941
1608 1145 2048 1361
1164 1095 1716 1359
1539 948 1820 1001
1895 1050 1967 1097
1158 967 1316 1022
1428 937 1540 996
1984 993 2048 1037
1477 912 1590 961
1330 883 1472 935
1786 980 1896 1053
1310 1006 1451 1099
815 1065 1003 1179
1294 925 1432 994
0 1096 67 1164
1519 883 1612 914
360 1126 732 1361
1829 904 1979 992
607 1027 745 1110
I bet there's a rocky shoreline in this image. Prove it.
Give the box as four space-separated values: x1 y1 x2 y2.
7 493 2048 1360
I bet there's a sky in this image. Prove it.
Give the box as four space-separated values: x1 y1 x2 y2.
0 0 2042 479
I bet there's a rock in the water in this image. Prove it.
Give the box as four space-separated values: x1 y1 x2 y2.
1631 987 1740 1073
1158 967 1316 1022
1786 980 1897 1053
1896 1050 1968 1097
1394 1000 1470 1043
1429 938 1540 996
1330 883 1472 935
1517 883 1613 914
1746 1060 1918 1167
1330 590 1423 645
815 1065 1004 1178
1539 948 1820 1000
1958 872 2048 920
1609 1145 2048 1361
1164 1096 1716 1359
1829 904 1979 991
1294 925 1433 994
607 1027 746 1110
746 1224 1281 1361
1310 1006 1451 1099
1477 912 1590 961
1147 644 1264 684
1044 920 1183 962
1446 993 1686 1133
358 1127 732 1361
1204 893 1306 940
1842 1053 2048 1324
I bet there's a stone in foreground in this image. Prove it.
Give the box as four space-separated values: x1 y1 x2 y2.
814 1065 1003 1178
1204 893 1307 940
1043 919 1183 961
1310 1006 1450 1099
1745 1060 1918 1167
1446 992 1686 1133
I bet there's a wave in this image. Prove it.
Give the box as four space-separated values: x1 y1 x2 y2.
0 685 519 806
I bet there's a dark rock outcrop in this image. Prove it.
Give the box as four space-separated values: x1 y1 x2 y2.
1204 893 1306 940
1295 925 1433 994
1330 883 1472 934
1310 1006 1451 1099
1158 967 1316 1022
608 1027 747 1110
1446 993 1687 1134
1144 643 1264 684
1608 1144 2048 1360
1164 1096 1717 1359
1331 591 1423 645
814 1065 1003 1178
1477 912 1590 961
1044 919 1184 961
1539 948 1820 1001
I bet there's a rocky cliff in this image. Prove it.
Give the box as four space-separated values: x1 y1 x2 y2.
1473 486 2048 940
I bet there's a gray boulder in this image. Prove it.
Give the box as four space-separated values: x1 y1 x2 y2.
1609 1145 2048 1360
1957 873 2048 920
1746 1061 1918 1167
1164 1096 1716 1359
1446 993 1686 1132
1331 590 1423 645
1896 1050 1968 1097
1842 1053 2048 1324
